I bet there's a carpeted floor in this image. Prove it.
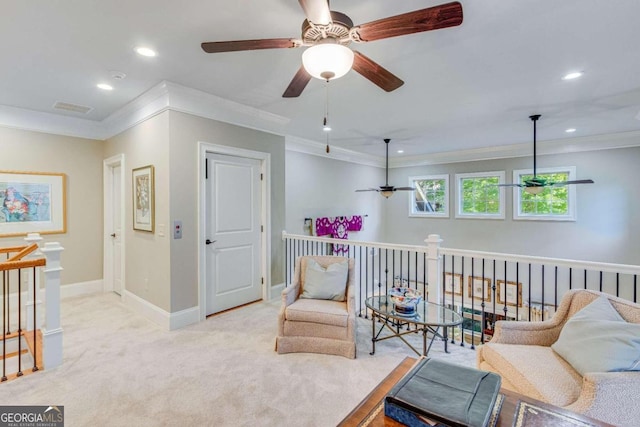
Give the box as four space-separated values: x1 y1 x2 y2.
0 293 477 426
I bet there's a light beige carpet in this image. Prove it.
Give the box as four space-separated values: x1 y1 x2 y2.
0 293 476 426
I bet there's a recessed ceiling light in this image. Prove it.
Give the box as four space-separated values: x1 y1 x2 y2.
397 150 404 153
97 83 113 91
135 47 157 57
565 128 577 133
562 71 583 80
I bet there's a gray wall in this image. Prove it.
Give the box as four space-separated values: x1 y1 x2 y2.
104 112 172 311
285 150 385 243
168 111 286 311
384 146 640 265
0 126 104 285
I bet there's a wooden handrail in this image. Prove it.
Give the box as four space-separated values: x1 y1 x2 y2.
0 258 46 272
0 245 28 255
7 243 39 262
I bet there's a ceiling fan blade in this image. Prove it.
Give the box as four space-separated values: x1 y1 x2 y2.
355 188 379 192
496 183 524 187
201 38 296 53
551 179 595 186
298 0 332 25
394 187 415 191
283 66 312 98
352 51 404 92
354 1 463 42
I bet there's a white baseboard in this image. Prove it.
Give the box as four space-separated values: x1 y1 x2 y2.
169 306 200 330
122 290 199 331
60 279 104 299
270 282 285 300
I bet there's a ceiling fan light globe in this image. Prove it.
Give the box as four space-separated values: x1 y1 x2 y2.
380 190 394 198
302 44 354 80
524 186 544 195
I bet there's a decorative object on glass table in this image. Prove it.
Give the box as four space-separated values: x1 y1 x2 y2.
388 287 423 315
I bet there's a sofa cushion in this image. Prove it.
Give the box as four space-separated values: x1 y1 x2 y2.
552 296 640 376
285 298 349 327
300 258 348 301
481 343 582 407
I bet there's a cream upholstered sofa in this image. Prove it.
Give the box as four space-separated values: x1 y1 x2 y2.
477 289 640 426
275 256 356 359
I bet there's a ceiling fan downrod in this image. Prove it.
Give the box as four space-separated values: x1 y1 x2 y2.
530 114 541 178
384 138 390 186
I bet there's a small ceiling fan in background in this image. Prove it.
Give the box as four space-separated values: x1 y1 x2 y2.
499 114 594 194
201 1 463 97
356 139 414 198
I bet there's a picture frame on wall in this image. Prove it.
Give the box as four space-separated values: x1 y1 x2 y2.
444 272 463 296
468 276 492 302
132 165 154 232
0 170 66 237
497 280 523 307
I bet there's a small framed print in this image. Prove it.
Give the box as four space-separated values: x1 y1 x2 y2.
444 272 463 296
132 165 154 232
468 276 492 302
497 280 523 307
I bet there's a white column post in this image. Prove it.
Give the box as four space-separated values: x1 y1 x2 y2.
425 234 443 304
40 242 64 369
24 233 43 331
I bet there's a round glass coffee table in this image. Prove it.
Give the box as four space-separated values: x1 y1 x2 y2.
365 295 463 356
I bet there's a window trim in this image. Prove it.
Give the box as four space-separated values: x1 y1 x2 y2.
513 166 577 221
408 174 450 218
455 171 506 219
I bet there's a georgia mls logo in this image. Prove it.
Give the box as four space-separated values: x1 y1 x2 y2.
0 405 64 427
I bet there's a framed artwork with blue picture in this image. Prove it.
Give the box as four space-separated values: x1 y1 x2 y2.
0 170 66 237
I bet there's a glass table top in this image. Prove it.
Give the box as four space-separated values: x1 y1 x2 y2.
365 295 462 327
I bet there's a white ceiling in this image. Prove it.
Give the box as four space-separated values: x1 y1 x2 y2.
2 0 640 158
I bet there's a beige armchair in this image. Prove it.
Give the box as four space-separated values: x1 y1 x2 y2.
275 256 356 359
477 289 640 426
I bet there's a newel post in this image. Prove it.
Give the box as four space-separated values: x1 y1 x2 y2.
425 234 443 304
40 242 64 369
24 233 43 331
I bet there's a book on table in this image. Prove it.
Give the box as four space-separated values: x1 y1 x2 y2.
384 357 501 427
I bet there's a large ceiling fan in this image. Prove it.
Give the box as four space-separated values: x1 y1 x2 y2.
356 139 414 198
499 115 594 194
201 1 463 97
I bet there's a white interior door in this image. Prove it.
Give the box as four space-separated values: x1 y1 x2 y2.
205 153 262 315
111 165 123 295
104 154 125 296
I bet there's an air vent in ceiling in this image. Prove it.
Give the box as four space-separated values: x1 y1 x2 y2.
53 101 93 114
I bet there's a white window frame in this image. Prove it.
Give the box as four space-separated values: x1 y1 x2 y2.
513 166 577 221
408 174 449 218
455 171 505 219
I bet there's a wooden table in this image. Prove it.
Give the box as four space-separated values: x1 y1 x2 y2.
338 357 613 427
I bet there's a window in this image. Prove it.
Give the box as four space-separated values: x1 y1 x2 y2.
455 171 505 219
409 174 449 217
513 167 577 221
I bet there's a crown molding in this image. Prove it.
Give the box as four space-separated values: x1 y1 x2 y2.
389 130 640 168
0 104 107 140
0 81 290 141
285 135 384 167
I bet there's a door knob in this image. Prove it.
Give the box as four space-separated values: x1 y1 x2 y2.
206 239 216 245
110 233 116 238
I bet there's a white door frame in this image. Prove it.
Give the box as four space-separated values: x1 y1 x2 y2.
198 142 271 321
103 153 126 296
